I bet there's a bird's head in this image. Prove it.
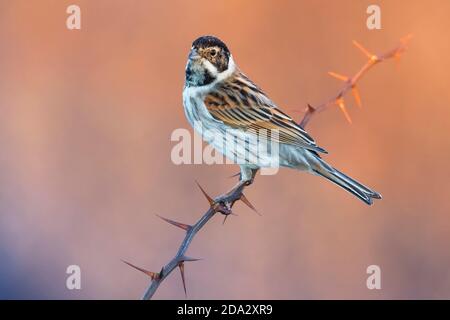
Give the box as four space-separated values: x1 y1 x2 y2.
185 35 234 87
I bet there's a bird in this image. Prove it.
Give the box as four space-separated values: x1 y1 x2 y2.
182 35 381 205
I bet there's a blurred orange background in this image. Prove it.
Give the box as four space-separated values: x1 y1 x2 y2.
0 0 449 299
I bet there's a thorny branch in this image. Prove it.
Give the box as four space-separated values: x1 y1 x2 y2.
299 34 412 127
124 36 411 300
124 178 258 300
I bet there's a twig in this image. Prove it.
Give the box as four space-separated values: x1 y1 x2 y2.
124 176 257 300
299 35 412 128
124 36 411 299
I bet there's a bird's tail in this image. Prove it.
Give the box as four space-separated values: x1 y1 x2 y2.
312 158 382 205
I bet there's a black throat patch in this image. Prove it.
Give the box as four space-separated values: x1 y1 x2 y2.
185 62 216 87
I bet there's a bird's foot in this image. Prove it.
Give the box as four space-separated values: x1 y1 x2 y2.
215 180 247 209
214 169 257 216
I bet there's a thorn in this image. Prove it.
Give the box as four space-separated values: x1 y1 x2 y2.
195 180 214 206
240 194 261 216
179 262 187 297
222 211 239 224
393 34 412 62
352 40 373 59
328 71 348 82
299 104 315 128
336 98 352 124
156 214 191 231
393 54 402 70
351 86 362 108
121 260 159 280
180 256 201 262
222 215 228 225
400 34 413 46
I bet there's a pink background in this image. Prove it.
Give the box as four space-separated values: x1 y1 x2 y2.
0 0 449 299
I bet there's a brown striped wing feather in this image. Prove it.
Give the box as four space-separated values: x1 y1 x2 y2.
203 74 327 153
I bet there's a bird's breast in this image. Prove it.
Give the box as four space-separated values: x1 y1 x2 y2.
183 86 221 130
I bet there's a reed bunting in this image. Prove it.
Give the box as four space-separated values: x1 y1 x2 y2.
183 36 381 205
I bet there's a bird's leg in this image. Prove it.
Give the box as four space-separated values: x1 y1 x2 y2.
214 169 258 215
247 168 258 185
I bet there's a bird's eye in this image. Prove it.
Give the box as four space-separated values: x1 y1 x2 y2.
210 49 217 57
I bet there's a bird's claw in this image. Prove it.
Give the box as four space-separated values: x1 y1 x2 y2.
214 196 233 214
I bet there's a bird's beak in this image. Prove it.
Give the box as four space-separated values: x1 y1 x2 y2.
188 48 200 61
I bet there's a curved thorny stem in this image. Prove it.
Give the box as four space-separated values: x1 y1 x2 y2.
124 172 258 300
124 36 411 299
299 34 412 127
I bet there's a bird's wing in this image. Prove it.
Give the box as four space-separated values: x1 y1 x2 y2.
203 76 327 153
